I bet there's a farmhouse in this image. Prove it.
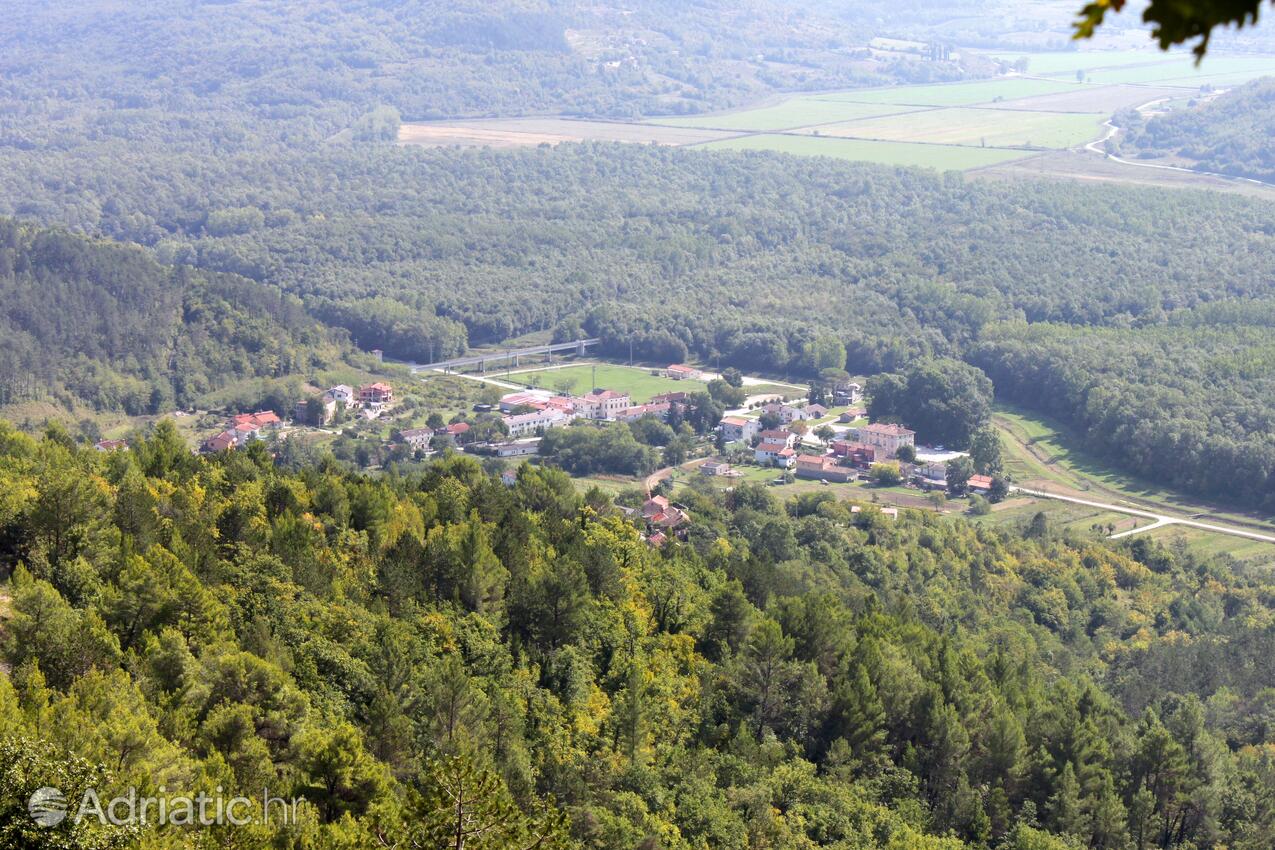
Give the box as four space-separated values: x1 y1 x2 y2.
295 396 337 425
968 474 995 493
755 440 797 467
795 454 856 483
359 383 394 407
94 439 128 452
854 423 916 458
495 438 541 458
325 385 355 405
914 460 948 490
834 381 863 404
398 427 434 451
757 429 799 448
763 402 810 424
650 391 689 405
504 408 568 437
231 411 282 430
832 441 879 469
665 364 703 380
578 389 631 420
642 495 689 530
201 429 242 453
617 402 671 422
699 460 734 477
432 422 471 445
718 416 759 443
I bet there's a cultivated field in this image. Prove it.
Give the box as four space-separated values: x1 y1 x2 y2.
649 99 910 132
808 107 1104 148
399 118 738 148
396 49 1275 178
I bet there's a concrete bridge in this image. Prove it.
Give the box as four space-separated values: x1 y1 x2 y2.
409 338 600 373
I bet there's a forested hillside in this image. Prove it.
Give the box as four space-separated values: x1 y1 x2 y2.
0 0 959 127
1118 77 1275 183
0 220 346 415
3 423 1275 848
972 306 1275 510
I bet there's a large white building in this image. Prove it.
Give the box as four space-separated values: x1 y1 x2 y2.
578 389 631 420
504 408 568 437
853 423 916 458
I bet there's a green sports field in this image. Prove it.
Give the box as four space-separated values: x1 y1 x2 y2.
508 364 707 402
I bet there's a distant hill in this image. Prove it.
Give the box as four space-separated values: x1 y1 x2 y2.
1118 77 1275 183
0 219 347 415
0 0 969 127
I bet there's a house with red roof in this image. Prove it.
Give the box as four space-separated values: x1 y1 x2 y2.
853 423 916 458
664 364 702 380
795 454 856 483
578 389 631 420
359 383 394 407
967 474 995 493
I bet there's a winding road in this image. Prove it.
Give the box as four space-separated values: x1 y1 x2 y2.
1083 99 1274 191
1012 487 1275 545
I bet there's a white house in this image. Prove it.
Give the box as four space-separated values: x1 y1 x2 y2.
504 408 568 437
718 416 760 443
399 427 435 452
578 389 631 420
755 440 797 467
325 385 355 405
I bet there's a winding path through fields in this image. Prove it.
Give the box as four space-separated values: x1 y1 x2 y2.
1083 99 1275 191
1012 487 1275 545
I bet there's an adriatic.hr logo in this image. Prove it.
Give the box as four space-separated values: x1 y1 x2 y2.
28 786 69 827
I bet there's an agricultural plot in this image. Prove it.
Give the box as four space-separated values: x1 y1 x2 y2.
398 118 737 148
807 107 1104 149
985 49 1189 76
650 99 916 132
993 84 1183 113
694 134 1031 170
812 78 1086 107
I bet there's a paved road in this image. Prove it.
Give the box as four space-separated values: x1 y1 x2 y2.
1012 487 1275 546
1084 99 1274 191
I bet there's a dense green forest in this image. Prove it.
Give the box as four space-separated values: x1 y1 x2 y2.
0 219 347 415
972 307 1275 510
1117 77 1275 183
4 422 1275 848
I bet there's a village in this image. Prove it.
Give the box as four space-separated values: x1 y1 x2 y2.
148 358 1004 548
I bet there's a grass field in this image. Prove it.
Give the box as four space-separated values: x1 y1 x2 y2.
508 364 707 402
1146 525 1275 565
814 78 1086 107
811 107 1104 149
651 99 914 132
973 496 1151 538
991 403 1275 558
694 135 1030 169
